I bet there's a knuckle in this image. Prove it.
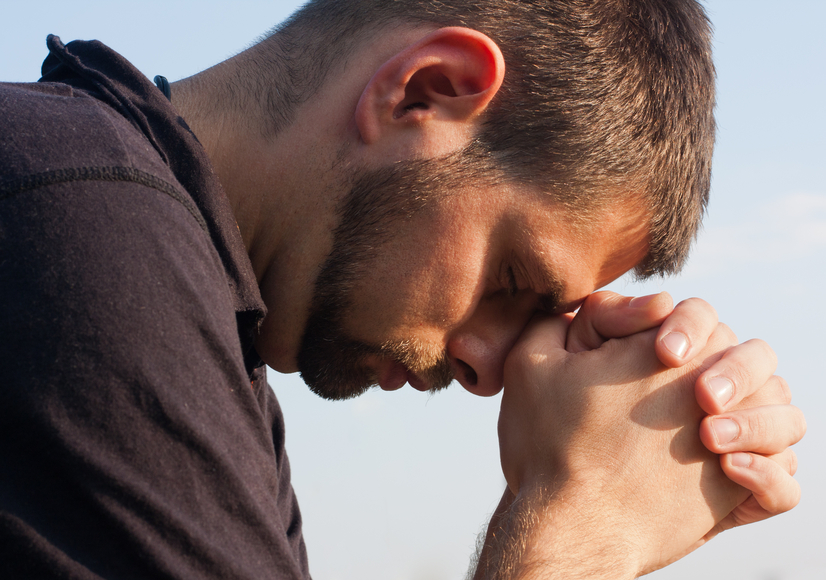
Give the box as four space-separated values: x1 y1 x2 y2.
587 290 613 311
593 290 618 303
746 411 771 441
715 322 738 344
795 406 808 440
592 294 613 319
740 454 801 515
672 298 719 334
581 292 601 311
714 341 776 401
763 462 783 490
680 296 714 316
747 338 778 368
701 326 736 361
765 493 799 515
787 450 798 477
757 467 796 515
575 293 607 327
771 479 801 514
775 375 792 404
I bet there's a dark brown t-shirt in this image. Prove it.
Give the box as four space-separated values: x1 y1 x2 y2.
0 36 310 579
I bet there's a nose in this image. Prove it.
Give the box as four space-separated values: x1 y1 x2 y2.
446 294 537 397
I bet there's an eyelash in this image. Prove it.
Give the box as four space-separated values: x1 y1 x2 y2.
505 265 519 297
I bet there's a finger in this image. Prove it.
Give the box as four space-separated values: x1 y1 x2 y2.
705 495 763 537
565 291 673 353
720 450 801 516
695 338 778 414
700 404 807 455
771 447 800 477
655 297 724 368
505 312 573 381
703 450 799 537
735 375 792 409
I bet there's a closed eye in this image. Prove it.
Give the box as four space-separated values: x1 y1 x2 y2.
506 266 518 297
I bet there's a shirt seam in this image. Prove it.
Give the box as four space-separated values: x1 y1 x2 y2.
0 166 209 235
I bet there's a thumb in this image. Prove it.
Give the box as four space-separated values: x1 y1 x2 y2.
505 312 573 378
566 291 674 353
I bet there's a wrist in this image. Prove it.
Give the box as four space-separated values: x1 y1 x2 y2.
476 482 643 580
522 483 642 580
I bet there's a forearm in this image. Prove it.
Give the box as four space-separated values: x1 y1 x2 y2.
471 486 639 580
471 488 535 580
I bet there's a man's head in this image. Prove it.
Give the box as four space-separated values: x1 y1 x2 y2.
198 1 715 399
252 0 715 277
294 148 649 400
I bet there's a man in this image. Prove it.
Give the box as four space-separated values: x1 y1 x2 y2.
0 1 805 579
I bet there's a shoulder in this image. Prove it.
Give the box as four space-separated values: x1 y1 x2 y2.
2 81 172 176
1 81 206 227
0 81 230 358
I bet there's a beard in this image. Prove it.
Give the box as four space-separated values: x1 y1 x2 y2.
296 150 496 401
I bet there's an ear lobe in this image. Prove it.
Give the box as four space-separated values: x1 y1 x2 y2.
355 27 505 155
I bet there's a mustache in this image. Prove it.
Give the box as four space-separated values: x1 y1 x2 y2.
378 338 454 392
298 307 454 399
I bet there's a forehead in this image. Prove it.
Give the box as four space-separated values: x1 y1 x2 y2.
506 187 650 309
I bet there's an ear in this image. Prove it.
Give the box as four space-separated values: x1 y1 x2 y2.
355 27 505 160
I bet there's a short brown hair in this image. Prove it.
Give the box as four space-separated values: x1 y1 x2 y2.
256 0 716 277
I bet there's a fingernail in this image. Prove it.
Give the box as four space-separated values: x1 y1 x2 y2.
731 452 752 468
708 376 734 406
712 418 740 445
662 332 689 358
629 293 658 308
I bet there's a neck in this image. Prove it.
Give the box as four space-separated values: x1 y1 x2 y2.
171 64 265 263
168 56 346 372
164 25 435 371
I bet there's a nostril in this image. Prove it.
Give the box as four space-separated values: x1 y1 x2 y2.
455 359 478 386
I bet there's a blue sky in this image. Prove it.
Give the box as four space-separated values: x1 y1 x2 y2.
2 2 823 578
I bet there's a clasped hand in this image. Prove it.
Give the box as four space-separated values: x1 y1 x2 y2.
497 292 805 576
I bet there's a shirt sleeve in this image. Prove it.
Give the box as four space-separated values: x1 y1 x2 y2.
0 177 310 579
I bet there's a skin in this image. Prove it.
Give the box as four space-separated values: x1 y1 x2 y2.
339 180 649 397
484 295 804 577
170 22 805 578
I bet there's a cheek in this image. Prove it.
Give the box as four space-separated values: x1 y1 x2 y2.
345 220 488 341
